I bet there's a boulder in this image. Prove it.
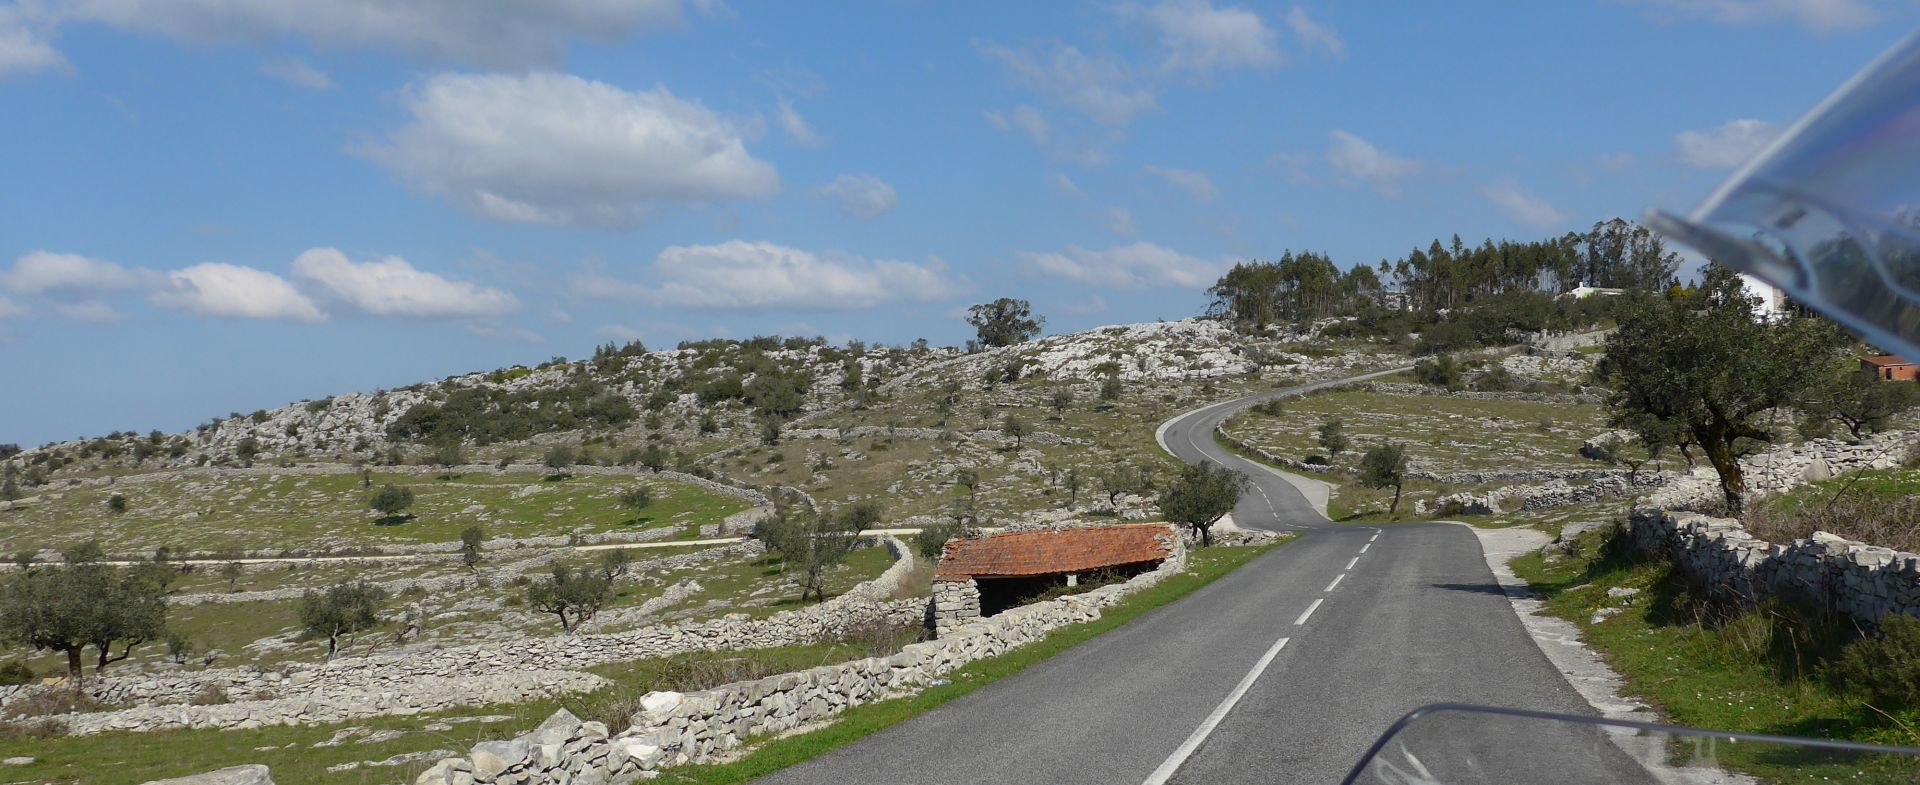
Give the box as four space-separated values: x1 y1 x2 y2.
140 765 274 785
469 740 529 780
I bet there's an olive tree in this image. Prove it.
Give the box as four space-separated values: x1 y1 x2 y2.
1317 419 1347 460
1803 367 1920 441
299 582 388 658
0 543 173 680
1157 461 1247 546
368 484 414 521
1002 414 1031 450
966 298 1044 348
1358 443 1409 513
459 526 485 574
756 501 879 602
526 565 612 633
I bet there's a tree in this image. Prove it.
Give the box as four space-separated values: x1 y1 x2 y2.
760 416 784 446
618 486 652 511
1062 466 1083 509
543 445 576 471
526 565 612 633
0 543 172 681
1358 443 1410 513
1049 388 1075 419
234 437 261 467
954 466 980 500
368 484 414 520
639 444 669 472
1158 461 1247 546
459 526 485 574
1588 433 1663 484
1100 374 1124 402
0 469 16 502
966 298 1044 348
1002 414 1031 450
599 549 633 581
756 501 878 602
1317 419 1348 460
220 560 245 592
1804 367 1920 440
1098 464 1135 508
1412 355 1463 389
1598 268 1846 513
431 439 464 469
298 582 387 658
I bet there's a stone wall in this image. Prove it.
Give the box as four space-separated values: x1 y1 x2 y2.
1213 421 1624 487
930 579 982 637
1348 381 1603 405
32 538 922 734
1627 508 1920 625
412 543 1192 785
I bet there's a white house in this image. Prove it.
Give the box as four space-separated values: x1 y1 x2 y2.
1741 273 1789 322
1559 285 1626 300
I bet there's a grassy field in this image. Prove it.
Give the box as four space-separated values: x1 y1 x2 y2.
0 470 749 553
1225 388 1611 474
1511 535 1920 784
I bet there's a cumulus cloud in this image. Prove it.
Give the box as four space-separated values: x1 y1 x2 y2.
1144 165 1219 202
818 174 898 220
259 56 333 89
1124 0 1283 74
151 263 326 321
290 247 519 318
1482 180 1567 228
1630 0 1880 34
361 71 779 228
580 240 961 310
1326 129 1420 194
775 97 823 147
0 6 67 79
1 251 142 295
1675 118 1779 168
979 41 1159 126
1019 241 1225 289
1285 6 1346 59
48 0 688 68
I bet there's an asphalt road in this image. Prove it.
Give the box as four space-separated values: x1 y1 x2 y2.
752 370 1652 785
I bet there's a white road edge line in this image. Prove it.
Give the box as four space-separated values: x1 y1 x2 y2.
1293 598 1324 626
1324 574 1344 593
1346 557 1359 570
1140 636 1292 785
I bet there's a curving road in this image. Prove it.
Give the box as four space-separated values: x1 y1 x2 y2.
753 369 1652 785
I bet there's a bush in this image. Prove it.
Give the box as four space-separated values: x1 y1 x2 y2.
0 660 31 686
1412 356 1462 390
367 484 414 518
106 494 127 514
1831 614 1920 709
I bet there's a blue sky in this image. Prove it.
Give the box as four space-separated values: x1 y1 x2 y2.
1 0 1915 446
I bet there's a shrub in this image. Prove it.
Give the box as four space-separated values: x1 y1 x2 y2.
106 494 127 514
0 660 31 686
1830 614 1920 709
367 484 414 518
1412 356 1462 390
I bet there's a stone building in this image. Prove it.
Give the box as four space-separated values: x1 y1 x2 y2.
929 524 1182 636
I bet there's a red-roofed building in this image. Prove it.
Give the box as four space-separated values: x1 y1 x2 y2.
930 524 1181 634
1862 355 1919 381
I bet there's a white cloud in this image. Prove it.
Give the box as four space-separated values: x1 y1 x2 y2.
259 56 333 89
1125 0 1283 74
51 0 688 68
818 174 898 220
1019 241 1225 289
1105 207 1139 237
1144 165 1219 202
1062 294 1109 316
463 323 544 344
1048 173 1083 196
581 240 961 311
151 263 326 321
362 71 779 228
1482 180 1567 228
1675 118 1779 168
51 300 124 323
1326 129 1420 194
290 247 519 318
979 41 1159 126
984 105 1049 146
775 96 823 148
1285 7 1346 59
1631 0 1880 34
0 6 67 79
0 295 24 319
1 251 141 295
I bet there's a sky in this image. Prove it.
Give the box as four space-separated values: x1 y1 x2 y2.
2 0 1917 447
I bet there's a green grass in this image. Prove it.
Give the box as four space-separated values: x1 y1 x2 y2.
1510 536 1920 784
649 540 1290 784
1225 388 1610 474
0 471 748 553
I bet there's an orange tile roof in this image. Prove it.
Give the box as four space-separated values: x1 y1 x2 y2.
1863 355 1915 368
934 524 1176 581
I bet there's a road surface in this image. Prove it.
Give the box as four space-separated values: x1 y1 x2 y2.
753 369 1652 785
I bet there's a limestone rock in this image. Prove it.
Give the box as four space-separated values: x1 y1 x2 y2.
139 765 274 785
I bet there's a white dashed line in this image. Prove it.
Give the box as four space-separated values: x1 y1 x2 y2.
1324 574 1344 593
1359 543 1371 554
1140 636 1291 785
1294 598 1324 626
1346 557 1359 570
1369 533 1379 543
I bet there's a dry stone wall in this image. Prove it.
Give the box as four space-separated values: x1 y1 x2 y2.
413 544 1193 785
1628 508 1920 625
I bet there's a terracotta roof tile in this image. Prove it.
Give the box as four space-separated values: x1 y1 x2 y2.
934 524 1176 581
1863 355 1915 368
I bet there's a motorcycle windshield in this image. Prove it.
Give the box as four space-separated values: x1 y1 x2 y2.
1649 27 1920 357
1342 704 1920 785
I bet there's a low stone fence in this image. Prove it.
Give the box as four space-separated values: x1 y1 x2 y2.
413 544 1192 784
1627 508 1920 625
1347 381 1602 405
